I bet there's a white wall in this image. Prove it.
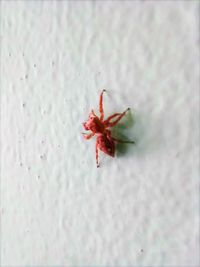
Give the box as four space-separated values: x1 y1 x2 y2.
1 1 199 266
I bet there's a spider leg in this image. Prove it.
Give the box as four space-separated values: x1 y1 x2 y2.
104 108 130 127
106 129 134 144
112 137 135 144
91 109 97 116
82 132 95 140
104 113 122 123
99 89 106 121
96 141 100 168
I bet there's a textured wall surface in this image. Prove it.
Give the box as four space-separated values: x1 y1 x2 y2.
1 1 199 266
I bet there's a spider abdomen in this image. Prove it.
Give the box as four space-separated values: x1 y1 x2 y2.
97 134 115 157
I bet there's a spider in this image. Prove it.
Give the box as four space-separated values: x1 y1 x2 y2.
82 89 135 167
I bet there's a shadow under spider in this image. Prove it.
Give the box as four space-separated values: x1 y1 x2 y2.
111 109 136 157
111 108 165 159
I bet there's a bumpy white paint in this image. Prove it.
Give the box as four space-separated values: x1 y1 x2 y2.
1 1 199 266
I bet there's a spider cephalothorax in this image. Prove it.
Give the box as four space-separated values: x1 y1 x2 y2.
82 89 134 167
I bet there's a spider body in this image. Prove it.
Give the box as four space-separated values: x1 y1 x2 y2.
82 90 134 167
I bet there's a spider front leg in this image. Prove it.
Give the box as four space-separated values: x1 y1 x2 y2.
99 89 106 121
104 108 130 127
82 132 94 140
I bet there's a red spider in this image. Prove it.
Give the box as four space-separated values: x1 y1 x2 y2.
82 89 135 167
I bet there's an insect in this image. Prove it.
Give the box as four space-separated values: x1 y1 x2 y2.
82 89 135 167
